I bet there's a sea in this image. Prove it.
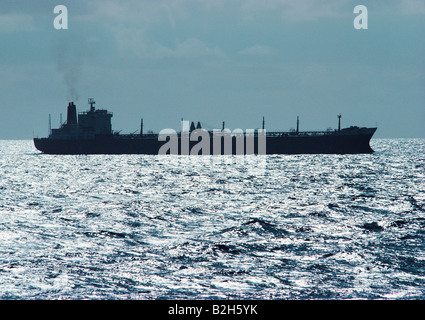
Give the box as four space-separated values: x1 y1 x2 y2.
0 138 424 300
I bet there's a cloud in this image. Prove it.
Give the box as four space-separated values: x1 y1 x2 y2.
239 45 278 57
401 0 425 15
238 0 349 21
86 0 182 27
0 13 36 32
170 38 225 58
109 22 224 59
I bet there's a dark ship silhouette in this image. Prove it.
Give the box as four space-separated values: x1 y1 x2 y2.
33 99 377 155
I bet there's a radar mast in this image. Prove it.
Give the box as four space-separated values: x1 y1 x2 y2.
89 98 96 112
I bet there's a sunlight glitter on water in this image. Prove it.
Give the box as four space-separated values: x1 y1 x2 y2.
0 139 424 299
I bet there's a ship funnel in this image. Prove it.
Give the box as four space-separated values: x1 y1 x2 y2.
67 102 77 125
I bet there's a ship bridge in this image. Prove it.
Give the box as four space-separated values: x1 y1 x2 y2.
49 99 113 139
78 98 113 136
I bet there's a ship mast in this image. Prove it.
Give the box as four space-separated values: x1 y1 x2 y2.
88 98 96 112
338 114 342 131
48 114 52 136
296 116 299 135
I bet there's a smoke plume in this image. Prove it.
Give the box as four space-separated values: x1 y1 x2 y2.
54 37 86 102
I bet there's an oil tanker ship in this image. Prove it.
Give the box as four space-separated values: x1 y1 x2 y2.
33 99 377 155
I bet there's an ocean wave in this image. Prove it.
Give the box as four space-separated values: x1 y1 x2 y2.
0 139 424 299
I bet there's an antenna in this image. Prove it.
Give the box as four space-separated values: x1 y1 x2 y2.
48 114 52 136
88 98 96 112
296 116 299 135
262 116 265 130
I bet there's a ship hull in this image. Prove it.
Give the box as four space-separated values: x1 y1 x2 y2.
33 128 376 155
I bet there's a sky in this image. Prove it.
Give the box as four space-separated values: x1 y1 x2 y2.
0 0 424 139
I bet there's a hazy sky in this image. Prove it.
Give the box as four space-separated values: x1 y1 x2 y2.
1 0 424 139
